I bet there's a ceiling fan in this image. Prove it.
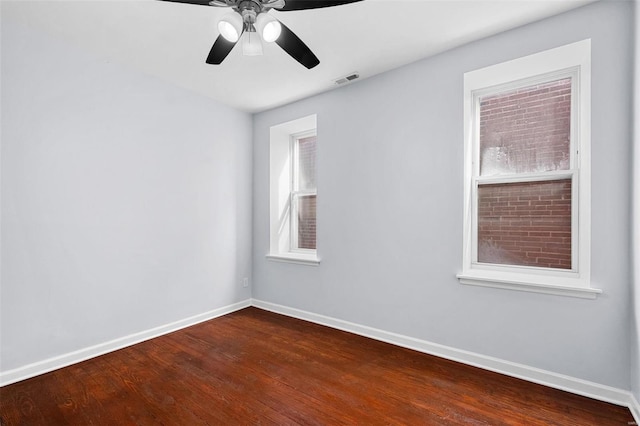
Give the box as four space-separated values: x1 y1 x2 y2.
160 0 363 69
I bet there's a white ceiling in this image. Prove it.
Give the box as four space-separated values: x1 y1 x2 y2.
3 0 596 113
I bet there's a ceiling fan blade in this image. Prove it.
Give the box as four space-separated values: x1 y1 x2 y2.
276 0 363 12
275 22 319 69
157 0 216 6
206 34 240 65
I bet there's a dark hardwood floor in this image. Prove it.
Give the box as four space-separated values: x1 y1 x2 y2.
0 307 635 425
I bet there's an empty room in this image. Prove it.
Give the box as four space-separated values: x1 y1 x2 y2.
1 0 639 424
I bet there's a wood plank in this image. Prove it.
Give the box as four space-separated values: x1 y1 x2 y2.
0 307 635 425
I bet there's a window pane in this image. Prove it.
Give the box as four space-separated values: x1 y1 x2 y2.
477 179 572 269
479 78 571 176
296 135 316 191
297 195 316 250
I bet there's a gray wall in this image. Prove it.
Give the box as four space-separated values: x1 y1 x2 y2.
253 0 634 389
632 0 640 405
0 17 253 371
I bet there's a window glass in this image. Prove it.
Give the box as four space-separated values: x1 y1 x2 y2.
296 194 317 249
477 179 572 269
296 135 317 191
479 78 572 176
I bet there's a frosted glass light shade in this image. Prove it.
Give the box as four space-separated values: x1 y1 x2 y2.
242 31 263 56
255 14 281 43
218 13 243 42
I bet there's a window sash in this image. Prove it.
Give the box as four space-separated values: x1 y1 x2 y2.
469 69 580 274
471 67 580 178
292 130 317 193
471 173 578 273
290 130 317 253
290 191 317 253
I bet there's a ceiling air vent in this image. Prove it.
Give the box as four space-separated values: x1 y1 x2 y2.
334 72 360 85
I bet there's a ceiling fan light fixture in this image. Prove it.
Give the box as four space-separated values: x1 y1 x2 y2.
255 13 281 43
218 12 243 42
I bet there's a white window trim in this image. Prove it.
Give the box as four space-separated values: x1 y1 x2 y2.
457 39 601 299
267 114 320 266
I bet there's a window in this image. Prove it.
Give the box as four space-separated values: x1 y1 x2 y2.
458 40 601 298
267 115 319 265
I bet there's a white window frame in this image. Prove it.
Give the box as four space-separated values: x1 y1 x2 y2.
267 114 320 266
457 39 601 299
290 130 317 254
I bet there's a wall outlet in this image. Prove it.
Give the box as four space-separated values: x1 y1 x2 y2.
242 277 249 288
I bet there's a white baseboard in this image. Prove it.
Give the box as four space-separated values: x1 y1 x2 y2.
630 393 640 425
0 299 251 387
251 298 638 418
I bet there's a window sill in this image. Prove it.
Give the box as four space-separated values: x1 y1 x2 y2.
456 273 602 299
266 253 320 266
